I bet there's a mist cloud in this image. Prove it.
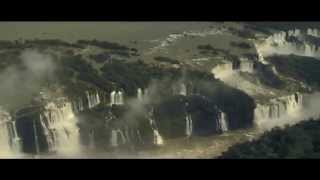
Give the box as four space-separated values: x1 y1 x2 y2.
0 49 56 109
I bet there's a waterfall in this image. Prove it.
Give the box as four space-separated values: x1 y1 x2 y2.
253 43 268 64
179 83 187 96
212 60 256 81
136 129 143 144
137 88 143 101
307 28 320 37
211 62 235 80
8 121 21 153
110 90 124 105
72 98 85 113
0 111 14 155
118 129 126 144
110 130 118 147
239 60 255 73
110 129 127 147
117 91 124 105
254 93 304 129
86 91 101 109
110 91 116 105
39 100 81 154
0 108 21 156
217 111 228 132
33 119 40 154
147 109 164 145
137 88 149 102
88 130 95 150
257 28 320 58
220 112 228 132
185 114 193 136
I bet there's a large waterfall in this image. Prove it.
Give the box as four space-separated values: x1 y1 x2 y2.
254 93 304 130
110 90 124 105
0 108 21 156
39 99 81 154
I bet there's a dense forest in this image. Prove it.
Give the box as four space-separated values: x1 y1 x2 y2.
219 119 320 159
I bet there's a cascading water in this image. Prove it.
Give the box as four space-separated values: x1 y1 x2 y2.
39 99 81 154
257 28 320 58
147 108 164 146
216 111 228 132
110 90 124 105
211 60 256 80
7 121 21 153
254 93 304 129
110 129 126 147
220 112 228 132
179 83 187 96
307 28 320 37
88 130 95 150
0 108 21 156
137 88 143 101
110 129 118 147
86 91 101 109
137 88 149 102
239 60 255 73
72 98 85 113
110 91 116 105
185 114 193 137
136 129 143 144
118 91 124 105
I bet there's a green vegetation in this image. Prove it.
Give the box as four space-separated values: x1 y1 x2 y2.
227 27 255 39
197 44 220 55
230 41 252 49
0 50 22 71
24 39 84 48
255 62 285 89
77 39 130 51
267 55 320 88
154 56 180 64
219 119 320 159
241 53 258 60
304 35 320 46
89 53 111 64
247 22 320 31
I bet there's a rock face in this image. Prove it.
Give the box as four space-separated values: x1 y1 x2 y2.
257 28 320 58
15 97 81 154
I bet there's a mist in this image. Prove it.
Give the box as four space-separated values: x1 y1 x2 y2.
256 92 320 131
0 49 56 110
